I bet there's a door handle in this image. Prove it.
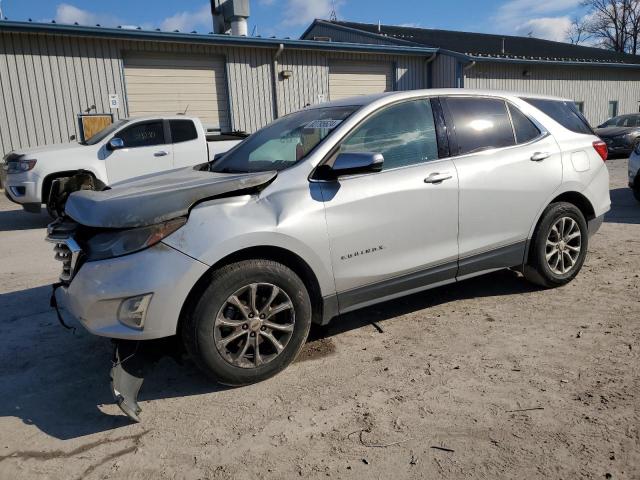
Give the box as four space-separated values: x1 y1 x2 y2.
154 151 168 157
424 172 453 184
530 152 550 162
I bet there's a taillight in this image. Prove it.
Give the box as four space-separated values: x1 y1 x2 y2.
592 140 608 162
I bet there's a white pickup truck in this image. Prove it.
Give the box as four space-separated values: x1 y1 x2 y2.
1 116 245 215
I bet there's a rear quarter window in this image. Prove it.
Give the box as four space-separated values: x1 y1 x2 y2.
522 98 594 135
170 120 198 143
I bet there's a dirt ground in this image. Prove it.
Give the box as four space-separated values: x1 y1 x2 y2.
0 157 638 480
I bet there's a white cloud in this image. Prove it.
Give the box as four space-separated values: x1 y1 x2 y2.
494 0 581 41
55 3 121 26
281 0 340 27
514 16 573 41
160 4 211 32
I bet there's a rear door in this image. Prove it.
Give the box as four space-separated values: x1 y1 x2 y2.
441 96 562 276
105 120 174 183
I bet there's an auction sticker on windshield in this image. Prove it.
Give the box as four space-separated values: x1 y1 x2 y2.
305 119 343 129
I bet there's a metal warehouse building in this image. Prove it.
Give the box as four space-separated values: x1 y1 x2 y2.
304 20 640 126
0 21 434 155
2 18 640 155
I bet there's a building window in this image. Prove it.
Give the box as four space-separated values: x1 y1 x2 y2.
575 101 585 114
609 101 619 119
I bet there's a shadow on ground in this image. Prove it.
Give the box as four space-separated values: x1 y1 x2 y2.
0 269 536 440
605 187 640 225
0 206 50 231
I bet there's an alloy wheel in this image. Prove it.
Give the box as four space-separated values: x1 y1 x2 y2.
545 217 582 275
214 283 295 368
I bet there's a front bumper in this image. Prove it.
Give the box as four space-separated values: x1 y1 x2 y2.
55 242 209 340
3 171 41 205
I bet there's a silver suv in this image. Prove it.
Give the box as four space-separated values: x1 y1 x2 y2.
48 90 610 419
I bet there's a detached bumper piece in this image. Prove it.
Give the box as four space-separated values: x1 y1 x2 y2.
111 341 145 422
110 338 184 422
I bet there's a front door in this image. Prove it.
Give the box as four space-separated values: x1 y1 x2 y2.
105 120 173 184
319 98 459 312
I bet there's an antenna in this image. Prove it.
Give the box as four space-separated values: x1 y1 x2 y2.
329 0 337 22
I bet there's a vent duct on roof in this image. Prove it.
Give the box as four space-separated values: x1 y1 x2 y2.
211 0 250 36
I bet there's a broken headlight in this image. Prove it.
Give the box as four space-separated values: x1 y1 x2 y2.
84 217 187 261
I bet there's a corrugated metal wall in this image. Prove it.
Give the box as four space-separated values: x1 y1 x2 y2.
431 54 459 88
465 62 640 125
0 30 428 154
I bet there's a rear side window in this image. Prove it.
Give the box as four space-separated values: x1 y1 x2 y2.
508 104 541 144
119 121 165 148
522 98 593 135
446 97 515 155
170 120 198 143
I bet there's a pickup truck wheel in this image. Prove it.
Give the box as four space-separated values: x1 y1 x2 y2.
524 202 588 288
182 259 312 386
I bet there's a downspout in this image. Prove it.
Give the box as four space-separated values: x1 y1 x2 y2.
461 60 476 88
272 44 284 119
424 52 437 89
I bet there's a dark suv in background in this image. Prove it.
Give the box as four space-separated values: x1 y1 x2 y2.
595 114 640 156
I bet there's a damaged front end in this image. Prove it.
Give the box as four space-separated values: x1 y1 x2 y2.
46 166 278 422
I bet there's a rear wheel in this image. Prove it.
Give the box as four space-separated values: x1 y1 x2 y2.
524 202 588 288
633 183 640 203
182 259 312 386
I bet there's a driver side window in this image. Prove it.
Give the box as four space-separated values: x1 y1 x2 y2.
339 99 439 171
119 121 165 148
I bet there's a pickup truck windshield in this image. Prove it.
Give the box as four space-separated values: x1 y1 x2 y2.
84 119 129 146
211 106 357 173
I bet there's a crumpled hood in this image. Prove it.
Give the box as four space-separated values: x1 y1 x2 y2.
64 166 277 228
595 127 637 138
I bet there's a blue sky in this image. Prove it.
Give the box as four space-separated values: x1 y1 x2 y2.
0 0 587 42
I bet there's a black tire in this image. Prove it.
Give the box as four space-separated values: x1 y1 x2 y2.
182 259 312 386
633 184 640 203
523 202 588 288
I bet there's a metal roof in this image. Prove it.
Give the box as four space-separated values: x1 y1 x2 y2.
0 20 437 56
306 20 640 68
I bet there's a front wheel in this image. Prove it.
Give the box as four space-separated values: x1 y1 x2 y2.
633 184 640 203
524 202 588 288
182 259 312 386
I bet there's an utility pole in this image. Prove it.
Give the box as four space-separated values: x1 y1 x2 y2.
0 1 4 20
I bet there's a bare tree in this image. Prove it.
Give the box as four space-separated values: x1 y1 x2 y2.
626 0 640 53
568 17 593 44
575 0 640 53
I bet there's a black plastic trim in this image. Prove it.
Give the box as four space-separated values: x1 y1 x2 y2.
338 260 458 312
458 241 527 277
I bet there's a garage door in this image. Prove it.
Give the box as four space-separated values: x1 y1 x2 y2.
124 54 230 130
329 61 394 101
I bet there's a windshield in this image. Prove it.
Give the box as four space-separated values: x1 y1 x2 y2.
211 106 358 173
84 119 129 145
600 115 640 128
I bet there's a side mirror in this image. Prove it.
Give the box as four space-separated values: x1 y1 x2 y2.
325 152 384 178
107 137 124 151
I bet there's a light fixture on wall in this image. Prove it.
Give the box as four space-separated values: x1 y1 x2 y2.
280 69 293 79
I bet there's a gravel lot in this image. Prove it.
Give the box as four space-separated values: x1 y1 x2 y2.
0 157 638 480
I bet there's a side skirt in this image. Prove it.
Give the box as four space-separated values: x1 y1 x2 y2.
321 241 527 323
